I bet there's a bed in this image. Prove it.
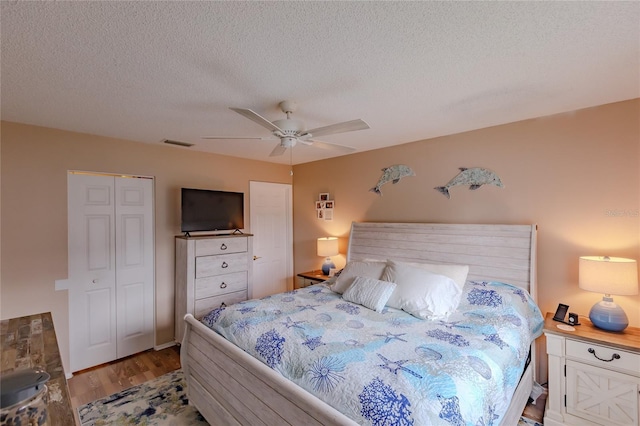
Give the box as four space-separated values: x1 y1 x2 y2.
181 222 542 425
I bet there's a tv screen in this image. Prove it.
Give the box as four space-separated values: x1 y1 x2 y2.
181 188 244 233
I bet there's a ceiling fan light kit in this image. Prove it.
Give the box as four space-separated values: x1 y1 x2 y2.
203 100 370 157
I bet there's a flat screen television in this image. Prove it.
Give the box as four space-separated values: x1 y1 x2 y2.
181 188 244 234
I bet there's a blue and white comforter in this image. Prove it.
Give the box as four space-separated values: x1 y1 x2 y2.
202 280 543 426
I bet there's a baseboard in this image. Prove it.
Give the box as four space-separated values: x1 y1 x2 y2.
154 341 177 351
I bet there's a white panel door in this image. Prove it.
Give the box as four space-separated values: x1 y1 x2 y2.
68 173 117 372
68 173 154 372
115 177 154 358
249 181 292 298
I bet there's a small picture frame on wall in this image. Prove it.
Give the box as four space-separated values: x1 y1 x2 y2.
315 201 325 210
319 193 329 201
323 209 334 221
325 200 334 209
317 209 324 219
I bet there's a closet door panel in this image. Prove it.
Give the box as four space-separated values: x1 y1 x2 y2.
68 174 117 372
115 177 154 358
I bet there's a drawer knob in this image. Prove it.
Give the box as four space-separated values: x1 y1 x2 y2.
220 243 227 250
221 261 229 268
220 282 227 289
588 347 621 362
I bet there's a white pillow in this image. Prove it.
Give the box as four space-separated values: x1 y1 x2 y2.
342 276 396 313
399 260 469 291
330 260 387 294
381 260 462 320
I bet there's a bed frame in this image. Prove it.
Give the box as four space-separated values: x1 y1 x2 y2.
181 222 538 425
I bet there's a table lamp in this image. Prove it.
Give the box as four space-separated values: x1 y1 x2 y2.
317 237 339 275
578 256 638 332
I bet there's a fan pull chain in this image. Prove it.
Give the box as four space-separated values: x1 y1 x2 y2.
290 149 294 176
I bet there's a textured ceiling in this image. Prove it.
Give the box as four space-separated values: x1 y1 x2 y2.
1 2 639 165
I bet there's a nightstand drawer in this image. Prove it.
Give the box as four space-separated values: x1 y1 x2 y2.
296 277 320 288
566 339 640 376
295 271 331 289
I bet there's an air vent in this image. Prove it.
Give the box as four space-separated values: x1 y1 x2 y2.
163 139 194 147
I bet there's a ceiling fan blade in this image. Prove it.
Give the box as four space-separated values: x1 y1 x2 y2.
230 107 283 133
302 119 370 138
309 140 356 153
201 136 274 140
269 144 287 157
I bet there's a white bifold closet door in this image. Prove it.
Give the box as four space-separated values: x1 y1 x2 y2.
67 172 154 372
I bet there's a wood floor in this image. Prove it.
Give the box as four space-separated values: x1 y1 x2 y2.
67 345 181 409
522 389 547 423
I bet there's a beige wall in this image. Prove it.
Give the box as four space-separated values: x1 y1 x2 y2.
0 121 291 373
292 99 640 331
2 99 638 379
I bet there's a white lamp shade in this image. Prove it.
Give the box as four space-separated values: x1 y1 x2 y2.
317 237 339 257
579 256 638 296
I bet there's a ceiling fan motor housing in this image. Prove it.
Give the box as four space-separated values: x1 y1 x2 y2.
272 118 304 147
272 118 304 133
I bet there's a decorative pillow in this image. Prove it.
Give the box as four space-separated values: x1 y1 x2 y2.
399 260 469 291
381 260 462 319
330 260 387 294
342 276 396 313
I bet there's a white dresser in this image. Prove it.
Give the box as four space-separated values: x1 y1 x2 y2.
175 234 253 343
543 312 640 426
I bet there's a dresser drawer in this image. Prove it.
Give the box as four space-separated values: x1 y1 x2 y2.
195 253 248 278
196 271 247 299
566 339 640 376
194 290 248 317
195 237 247 256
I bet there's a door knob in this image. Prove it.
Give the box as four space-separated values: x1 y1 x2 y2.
253 256 262 261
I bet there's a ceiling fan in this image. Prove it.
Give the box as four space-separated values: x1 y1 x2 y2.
203 100 370 157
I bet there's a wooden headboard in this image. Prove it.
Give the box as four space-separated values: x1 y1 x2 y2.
347 222 537 299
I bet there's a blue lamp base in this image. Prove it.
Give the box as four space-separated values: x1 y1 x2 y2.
321 258 335 276
589 296 629 332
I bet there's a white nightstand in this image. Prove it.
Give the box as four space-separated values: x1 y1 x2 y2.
543 312 640 426
295 270 330 289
